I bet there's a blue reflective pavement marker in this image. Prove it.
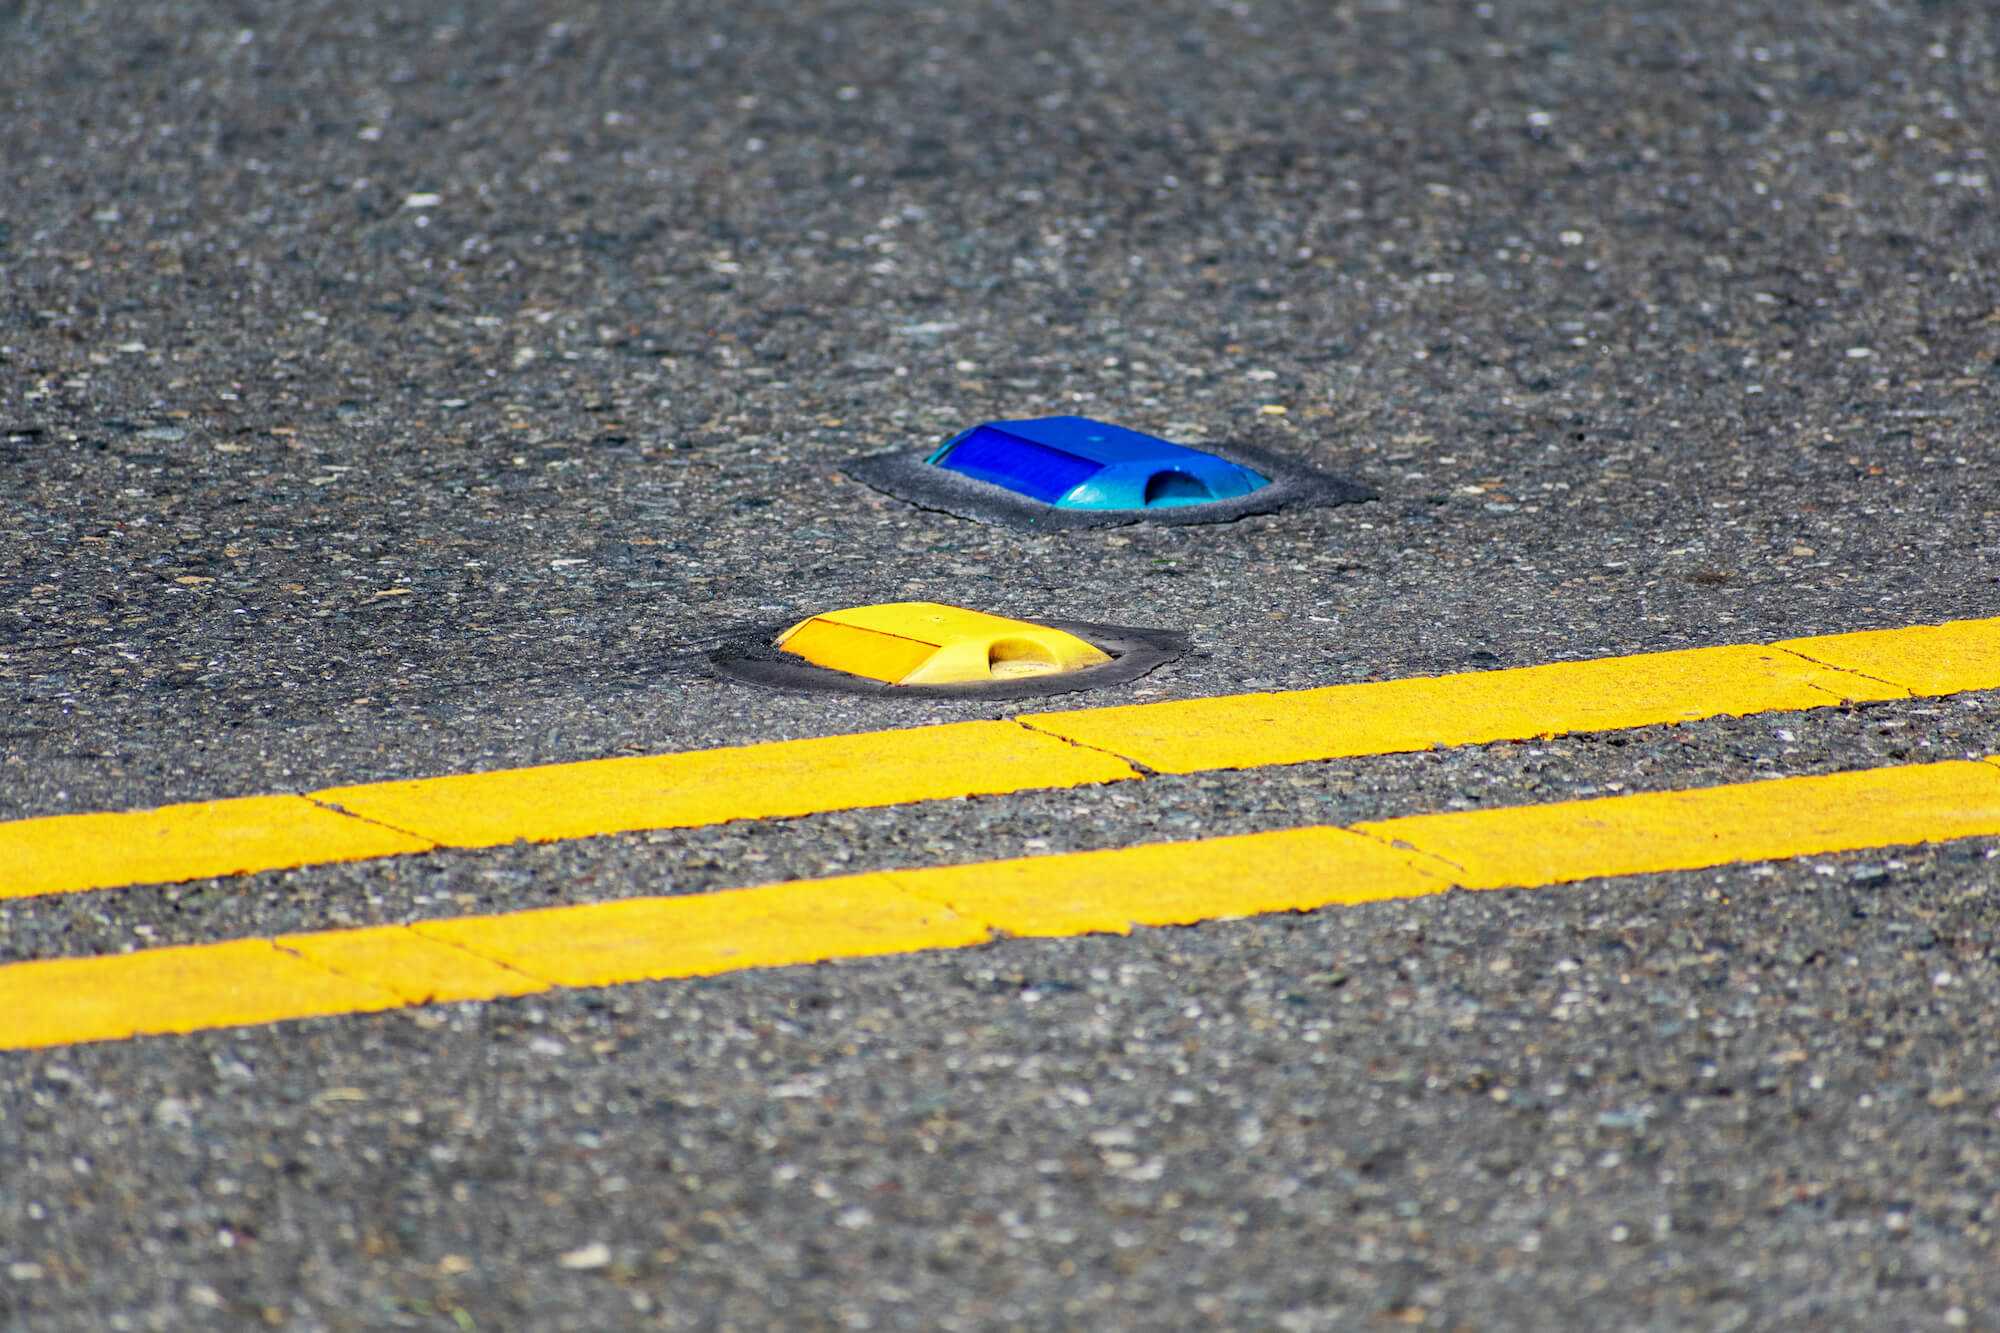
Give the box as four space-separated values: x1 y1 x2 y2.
841 415 1373 530
926 416 1270 510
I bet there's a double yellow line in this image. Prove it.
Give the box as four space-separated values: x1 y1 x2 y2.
7 617 1991 899
3 617 1997 1050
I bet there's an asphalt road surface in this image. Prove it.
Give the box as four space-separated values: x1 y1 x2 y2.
4 0 2000 1329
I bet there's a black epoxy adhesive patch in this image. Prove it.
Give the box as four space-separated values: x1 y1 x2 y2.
841 439 1374 530
708 619 1189 700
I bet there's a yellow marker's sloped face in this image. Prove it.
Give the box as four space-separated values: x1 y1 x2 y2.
774 602 1112 684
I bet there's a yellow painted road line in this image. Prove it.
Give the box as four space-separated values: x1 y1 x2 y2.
3 755 1997 1051
312 721 1134 850
1028 617 2000 771
1774 619 2000 697
1 723 1134 899
2 616 1996 901
1354 758 2000 889
1019 643 1900 773
0 797 434 901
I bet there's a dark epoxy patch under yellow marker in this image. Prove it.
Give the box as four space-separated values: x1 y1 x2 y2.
3 755 1998 1050
2 616 1997 901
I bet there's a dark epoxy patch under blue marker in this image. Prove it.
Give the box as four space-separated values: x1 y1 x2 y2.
926 416 1269 510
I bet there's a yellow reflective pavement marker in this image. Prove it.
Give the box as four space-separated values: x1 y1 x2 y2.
5 754 2000 1051
3 616 1998 902
775 602 1112 684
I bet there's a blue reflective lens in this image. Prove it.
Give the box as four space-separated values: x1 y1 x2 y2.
927 416 1268 510
925 427 1100 505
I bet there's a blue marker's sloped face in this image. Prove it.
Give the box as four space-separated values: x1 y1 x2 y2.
925 416 1269 510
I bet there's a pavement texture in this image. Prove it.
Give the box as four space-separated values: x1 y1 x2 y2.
2 0 1999 1329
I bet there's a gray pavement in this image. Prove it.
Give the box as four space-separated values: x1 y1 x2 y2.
3 0 1999 1328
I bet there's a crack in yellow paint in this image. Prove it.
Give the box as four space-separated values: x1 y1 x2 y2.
4 754 1999 1051
1773 619 2000 697
1774 648 1919 698
304 797 435 847
1011 716 1156 776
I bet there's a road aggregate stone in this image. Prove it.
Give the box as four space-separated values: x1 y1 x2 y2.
3 0 1999 1327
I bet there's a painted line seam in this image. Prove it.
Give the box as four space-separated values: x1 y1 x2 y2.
302 796 440 849
268 939 403 1001
1345 826 1473 879
405 921 563 985
1773 646 1918 699
1010 717 1156 777
880 873 1023 943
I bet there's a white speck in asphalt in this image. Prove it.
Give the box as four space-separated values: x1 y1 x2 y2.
557 1243 612 1270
